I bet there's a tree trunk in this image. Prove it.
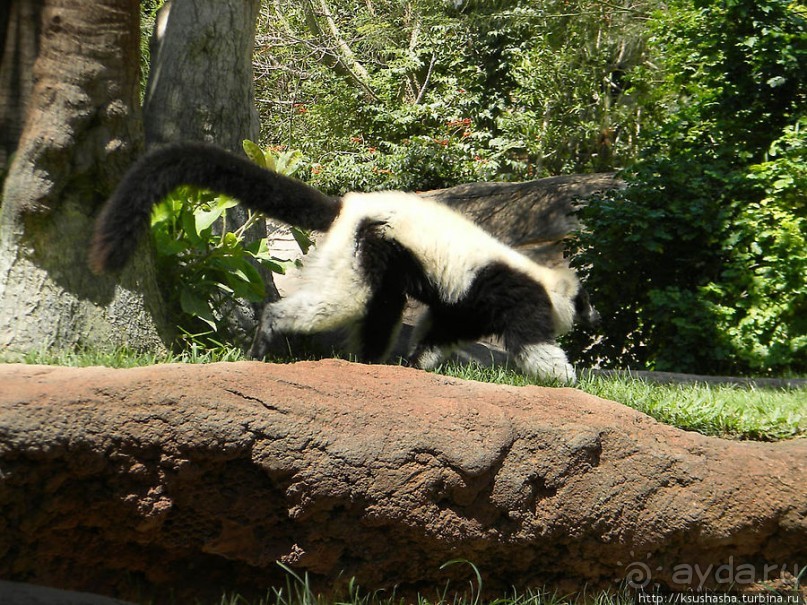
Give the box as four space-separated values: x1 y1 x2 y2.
143 0 261 152
143 0 277 349
0 0 170 357
0 0 43 178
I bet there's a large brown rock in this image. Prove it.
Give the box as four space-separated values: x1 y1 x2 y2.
0 361 805 602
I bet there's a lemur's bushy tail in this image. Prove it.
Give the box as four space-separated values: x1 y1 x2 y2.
89 142 341 273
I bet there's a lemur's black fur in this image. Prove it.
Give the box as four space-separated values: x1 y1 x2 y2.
90 143 340 273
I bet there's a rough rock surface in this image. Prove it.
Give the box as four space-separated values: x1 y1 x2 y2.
1 361 805 603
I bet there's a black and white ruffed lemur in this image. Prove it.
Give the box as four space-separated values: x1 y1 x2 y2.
90 143 598 383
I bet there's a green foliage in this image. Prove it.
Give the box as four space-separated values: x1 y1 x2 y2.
243 139 305 177
255 0 658 192
139 0 165 98
728 118 807 370
498 0 655 174
150 141 307 347
570 0 807 375
435 361 806 441
151 187 281 333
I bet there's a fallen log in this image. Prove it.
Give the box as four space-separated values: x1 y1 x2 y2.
1 361 804 603
422 173 622 265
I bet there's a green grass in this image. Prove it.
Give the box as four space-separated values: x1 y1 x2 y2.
432 361 806 442
161 558 807 605
12 342 245 368
578 373 805 441
9 348 805 441
122 558 642 605
193 562 637 605
212 584 632 605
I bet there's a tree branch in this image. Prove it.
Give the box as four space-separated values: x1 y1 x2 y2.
301 0 380 102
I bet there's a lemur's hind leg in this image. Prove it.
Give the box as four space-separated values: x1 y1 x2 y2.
501 305 576 384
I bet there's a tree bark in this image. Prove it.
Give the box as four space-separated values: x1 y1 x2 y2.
0 0 169 357
422 173 623 266
143 0 277 349
0 0 43 178
143 0 261 152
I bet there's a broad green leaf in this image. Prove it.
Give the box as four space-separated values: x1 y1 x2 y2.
225 264 265 301
291 227 315 254
181 207 202 245
195 207 226 233
222 232 240 247
212 195 240 211
180 288 216 329
154 237 189 257
255 258 289 274
242 139 266 169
